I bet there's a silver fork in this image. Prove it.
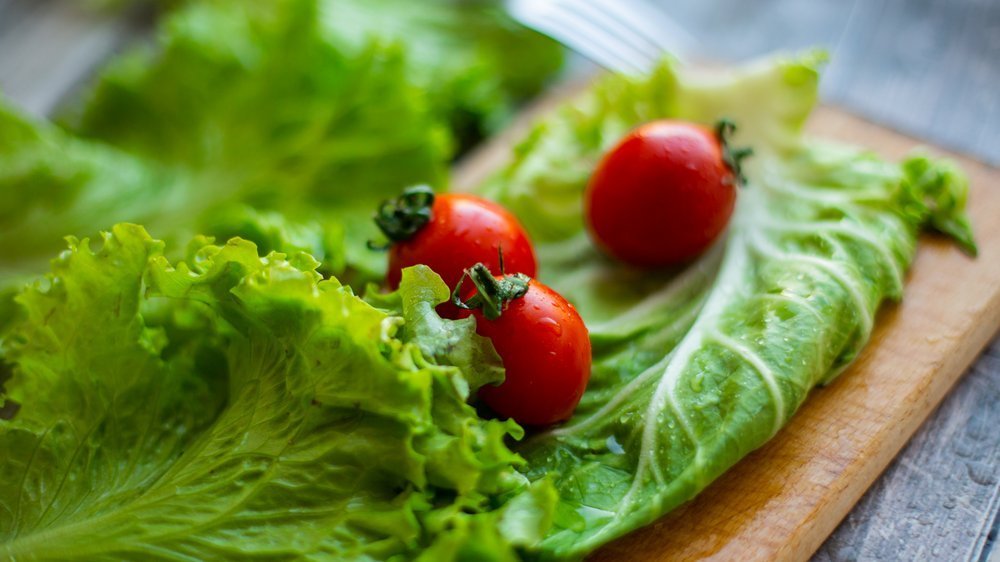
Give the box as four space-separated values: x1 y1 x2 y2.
506 0 699 75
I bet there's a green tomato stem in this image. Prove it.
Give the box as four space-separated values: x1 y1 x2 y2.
451 262 530 321
716 118 753 186
369 185 436 250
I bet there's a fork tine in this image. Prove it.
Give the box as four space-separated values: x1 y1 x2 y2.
589 0 701 61
550 5 655 73
509 0 650 74
507 0 631 71
569 0 662 71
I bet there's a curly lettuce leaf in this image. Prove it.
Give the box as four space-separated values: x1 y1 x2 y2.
366 266 507 393
97 0 563 146
0 101 187 290
478 53 976 558
58 0 557 282
1 0 562 330
313 0 564 146
74 0 450 279
0 0 450 309
0 225 553 560
75 0 565 166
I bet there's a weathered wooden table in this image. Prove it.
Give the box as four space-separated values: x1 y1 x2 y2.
2 0 998 560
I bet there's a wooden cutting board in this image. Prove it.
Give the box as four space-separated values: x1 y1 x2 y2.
454 89 1000 562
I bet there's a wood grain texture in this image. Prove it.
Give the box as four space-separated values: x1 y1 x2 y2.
814 339 1000 562
457 99 1000 561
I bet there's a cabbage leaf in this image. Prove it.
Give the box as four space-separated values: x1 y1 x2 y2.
479 53 976 558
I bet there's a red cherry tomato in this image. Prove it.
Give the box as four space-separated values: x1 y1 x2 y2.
585 120 748 267
457 271 591 426
382 190 537 294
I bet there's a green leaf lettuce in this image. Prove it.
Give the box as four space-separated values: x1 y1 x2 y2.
0 0 564 326
0 225 554 560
